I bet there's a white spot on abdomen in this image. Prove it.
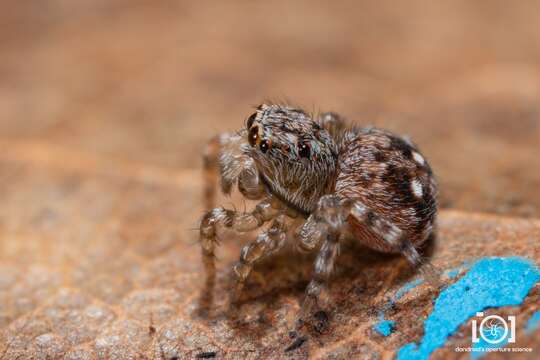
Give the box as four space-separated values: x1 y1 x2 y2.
411 179 423 198
412 152 425 165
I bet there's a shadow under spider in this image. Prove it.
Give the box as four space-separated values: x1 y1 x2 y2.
196 232 439 347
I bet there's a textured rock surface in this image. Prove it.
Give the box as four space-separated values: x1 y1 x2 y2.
1 1 539 359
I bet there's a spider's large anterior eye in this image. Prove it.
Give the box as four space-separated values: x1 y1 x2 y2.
246 113 257 129
259 139 271 153
298 140 311 158
248 125 259 147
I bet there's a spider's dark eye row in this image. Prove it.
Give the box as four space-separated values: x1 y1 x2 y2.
248 125 259 146
259 139 270 153
298 141 311 158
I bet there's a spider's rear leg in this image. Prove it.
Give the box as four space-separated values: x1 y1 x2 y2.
296 196 439 331
317 112 347 140
296 195 350 332
199 198 278 314
348 201 441 286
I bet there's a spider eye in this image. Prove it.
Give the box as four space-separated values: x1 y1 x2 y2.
259 139 271 153
248 125 259 147
246 113 257 129
298 140 311 158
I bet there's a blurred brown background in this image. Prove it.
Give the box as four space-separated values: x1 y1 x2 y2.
3 0 540 216
1 1 539 359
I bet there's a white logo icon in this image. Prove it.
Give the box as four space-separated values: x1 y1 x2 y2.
472 312 516 344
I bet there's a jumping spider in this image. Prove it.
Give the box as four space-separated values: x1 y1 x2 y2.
199 103 438 329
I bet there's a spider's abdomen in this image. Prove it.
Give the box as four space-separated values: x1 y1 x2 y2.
335 128 437 252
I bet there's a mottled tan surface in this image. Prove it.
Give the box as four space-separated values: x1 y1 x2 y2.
1 1 540 359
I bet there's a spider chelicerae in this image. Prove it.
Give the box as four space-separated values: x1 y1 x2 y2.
199 103 438 332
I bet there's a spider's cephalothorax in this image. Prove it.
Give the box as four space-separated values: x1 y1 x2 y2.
245 104 338 215
199 103 439 335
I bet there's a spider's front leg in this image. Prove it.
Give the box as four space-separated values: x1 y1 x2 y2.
202 134 221 211
199 133 269 314
200 131 269 280
231 214 289 303
199 198 278 313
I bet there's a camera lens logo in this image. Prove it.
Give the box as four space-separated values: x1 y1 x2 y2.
472 312 516 344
